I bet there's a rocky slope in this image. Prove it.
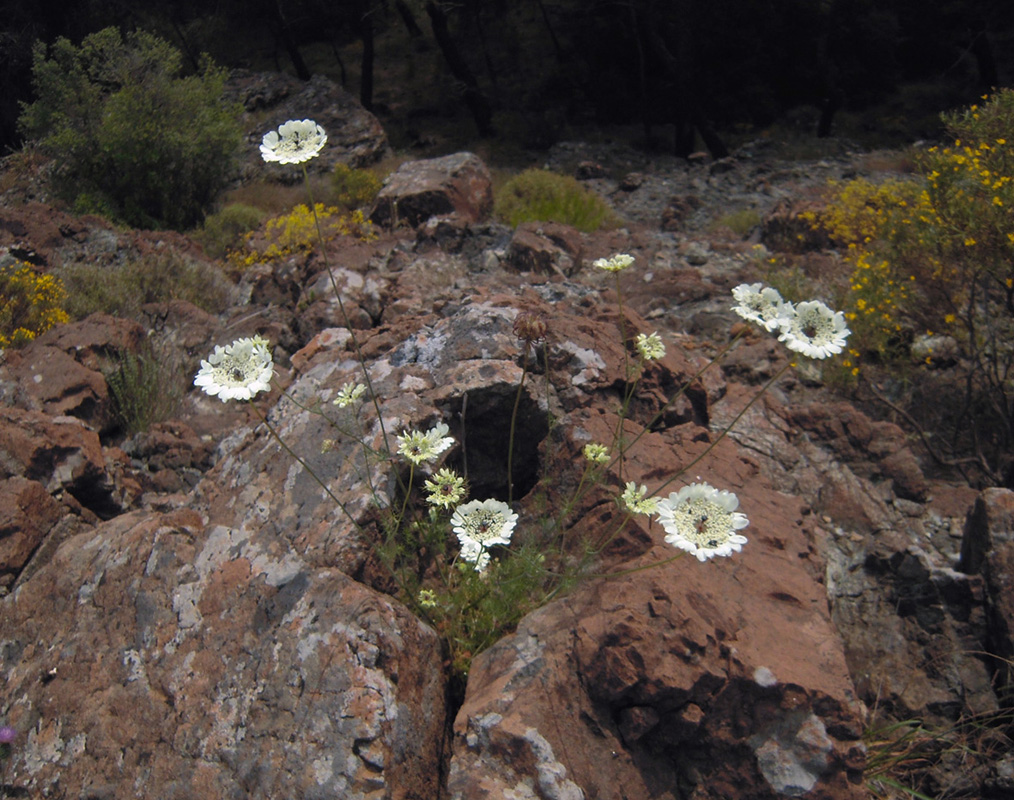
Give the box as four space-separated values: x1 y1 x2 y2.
2 73 1013 799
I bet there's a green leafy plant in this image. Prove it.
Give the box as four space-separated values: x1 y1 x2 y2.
330 163 384 210
55 250 231 321
0 259 69 348
195 203 268 260
494 168 619 232
106 337 186 434
19 27 243 230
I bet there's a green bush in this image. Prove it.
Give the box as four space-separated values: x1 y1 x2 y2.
56 250 232 321
330 163 383 210
196 203 267 259
106 338 186 434
19 27 243 231
494 168 619 232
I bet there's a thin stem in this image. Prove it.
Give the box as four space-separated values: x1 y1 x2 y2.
302 164 393 458
507 342 531 504
248 399 364 534
613 272 630 480
398 462 416 529
652 360 793 497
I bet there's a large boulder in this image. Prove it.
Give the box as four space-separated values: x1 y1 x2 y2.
370 152 494 228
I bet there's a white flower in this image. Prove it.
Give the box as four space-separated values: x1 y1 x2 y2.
333 381 367 408
731 283 790 332
583 443 610 464
621 482 659 515
194 337 274 402
655 482 749 562
260 119 328 164
777 300 851 359
451 498 517 571
593 253 635 273
397 422 455 465
635 331 666 361
417 589 439 609
424 468 466 509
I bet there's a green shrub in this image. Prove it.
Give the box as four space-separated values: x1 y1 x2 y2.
196 203 267 259
106 338 186 434
19 27 243 231
494 168 619 232
56 250 232 321
330 163 384 210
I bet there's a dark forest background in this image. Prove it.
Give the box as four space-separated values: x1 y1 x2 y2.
2 0 1013 159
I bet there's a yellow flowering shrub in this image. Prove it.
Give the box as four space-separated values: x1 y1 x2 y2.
0 261 69 348
229 204 377 269
807 89 1014 481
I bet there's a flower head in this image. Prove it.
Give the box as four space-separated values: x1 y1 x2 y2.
583 443 610 464
731 283 790 332
777 300 850 359
397 422 455 465
635 331 666 361
513 311 548 344
333 381 367 408
194 337 274 402
451 498 517 571
593 253 635 273
655 482 749 562
417 588 439 609
621 482 659 515
424 468 467 508
260 119 327 164
0 725 15 744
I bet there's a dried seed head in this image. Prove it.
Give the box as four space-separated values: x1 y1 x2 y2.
513 311 548 344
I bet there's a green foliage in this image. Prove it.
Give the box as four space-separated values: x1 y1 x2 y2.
711 208 762 237
55 250 231 321
106 338 186 434
19 27 243 230
494 168 619 232
0 259 69 348
330 163 383 210
196 203 267 260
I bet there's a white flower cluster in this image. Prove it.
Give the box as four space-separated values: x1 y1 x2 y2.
194 337 274 402
450 498 518 572
397 422 455 465
260 119 328 165
655 482 749 562
593 253 635 273
732 283 850 359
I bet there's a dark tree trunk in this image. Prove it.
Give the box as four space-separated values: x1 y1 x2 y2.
395 0 424 37
358 4 375 110
970 29 998 89
817 89 843 138
424 1 494 137
274 0 312 81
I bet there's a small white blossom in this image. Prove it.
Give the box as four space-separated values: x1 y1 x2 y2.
194 337 274 402
777 300 851 359
731 283 790 332
634 331 666 361
593 253 635 273
424 468 466 509
655 482 749 562
260 119 327 164
417 589 439 609
333 381 367 408
397 422 455 465
621 482 659 515
583 443 610 464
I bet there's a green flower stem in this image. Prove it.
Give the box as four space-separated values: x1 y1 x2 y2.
507 341 532 504
272 381 382 499
651 359 793 498
398 462 416 531
248 398 364 535
302 164 393 460
612 272 631 480
610 329 747 473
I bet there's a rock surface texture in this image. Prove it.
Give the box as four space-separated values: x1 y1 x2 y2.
2 102 1013 799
